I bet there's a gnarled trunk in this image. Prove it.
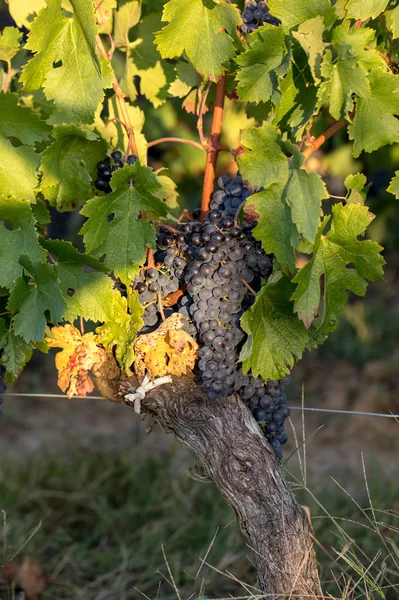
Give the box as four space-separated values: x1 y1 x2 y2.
96 368 322 597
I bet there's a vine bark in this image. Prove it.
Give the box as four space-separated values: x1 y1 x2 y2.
95 365 322 597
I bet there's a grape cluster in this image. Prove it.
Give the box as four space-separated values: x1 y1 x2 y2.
241 1 281 33
95 150 137 194
210 172 253 218
184 209 272 399
96 151 291 458
0 365 6 419
240 374 291 460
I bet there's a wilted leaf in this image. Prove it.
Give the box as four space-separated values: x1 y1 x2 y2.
134 313 198 379
46 324 107 398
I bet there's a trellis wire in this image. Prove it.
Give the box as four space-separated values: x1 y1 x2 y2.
3 392 399 419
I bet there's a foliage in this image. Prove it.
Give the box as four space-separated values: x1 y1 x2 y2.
0 0 394 388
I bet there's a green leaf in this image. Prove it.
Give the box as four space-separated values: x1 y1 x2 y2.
0 26 22 61
0 219 46 289
8 256 65 343
317 46 370 121
237 122 289 189
348 70 399 157
40 125 108 211
0 92 51 145
268 0 334 30
6 0 45 28
0 135 40 202
20 0 112 122
0 196 33 226
292 203 385 332
332 23 385 71
31 198 51 225
95 290 144 373
236 24 287 103
285 168 328 243
246 185 298 274
0 330 32 384
40 239 116 324
155 0 240 81
240 276 309 380
124 13 173 109
80 163 167 285
168 61 198 98
387 7 399 39
94 98 147 164
114 0 141 45
345 173 369 204
387 170 399 199
292 16 326 83
334 0 389 21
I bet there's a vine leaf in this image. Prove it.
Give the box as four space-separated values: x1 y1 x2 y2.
8 256 65 343
0 135 40 202
134 313 199 379
123 13 173 109
40 125 108 211
80 163 168 285
0 324 32 385
155 0 240 81
237 122 289 189
345 173 369 204
0 92 51 145
387 170 399 199
292 16 326 83
94 98 147 163
6 0 45 28
95 290 144 374
240 276 309 381
348 70 399 157
387 6 399 39
292 203 385 332
246 185 298 274
334 0 389 21
268 0 334 30
0 27 22 61
317 46 369 121
0 219 45 289
0 196 33 227
285 168 328 243
40 239 115 324
168 61 198 98
46 324 107 398
236 24 287 103
114 0 141 45
20 0 112 122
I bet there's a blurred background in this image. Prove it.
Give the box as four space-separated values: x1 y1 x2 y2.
1 1 399 599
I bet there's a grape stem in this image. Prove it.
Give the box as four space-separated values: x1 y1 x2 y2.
146 248 155 269
301 119 347 160
147 137 204 151
234 199 247 227
95 33 139 157
200 74 227 221
241 279 256 296
197 79 212 145
158 293 166 321
152 222 180 235
178 209 194 222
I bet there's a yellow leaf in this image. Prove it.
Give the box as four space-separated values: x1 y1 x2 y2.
134 314 198 379
46 324 107 398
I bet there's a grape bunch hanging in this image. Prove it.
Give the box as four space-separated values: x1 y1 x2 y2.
97 156 290 460
241 1 281 34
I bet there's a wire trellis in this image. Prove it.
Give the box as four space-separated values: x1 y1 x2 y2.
4 392 399 419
